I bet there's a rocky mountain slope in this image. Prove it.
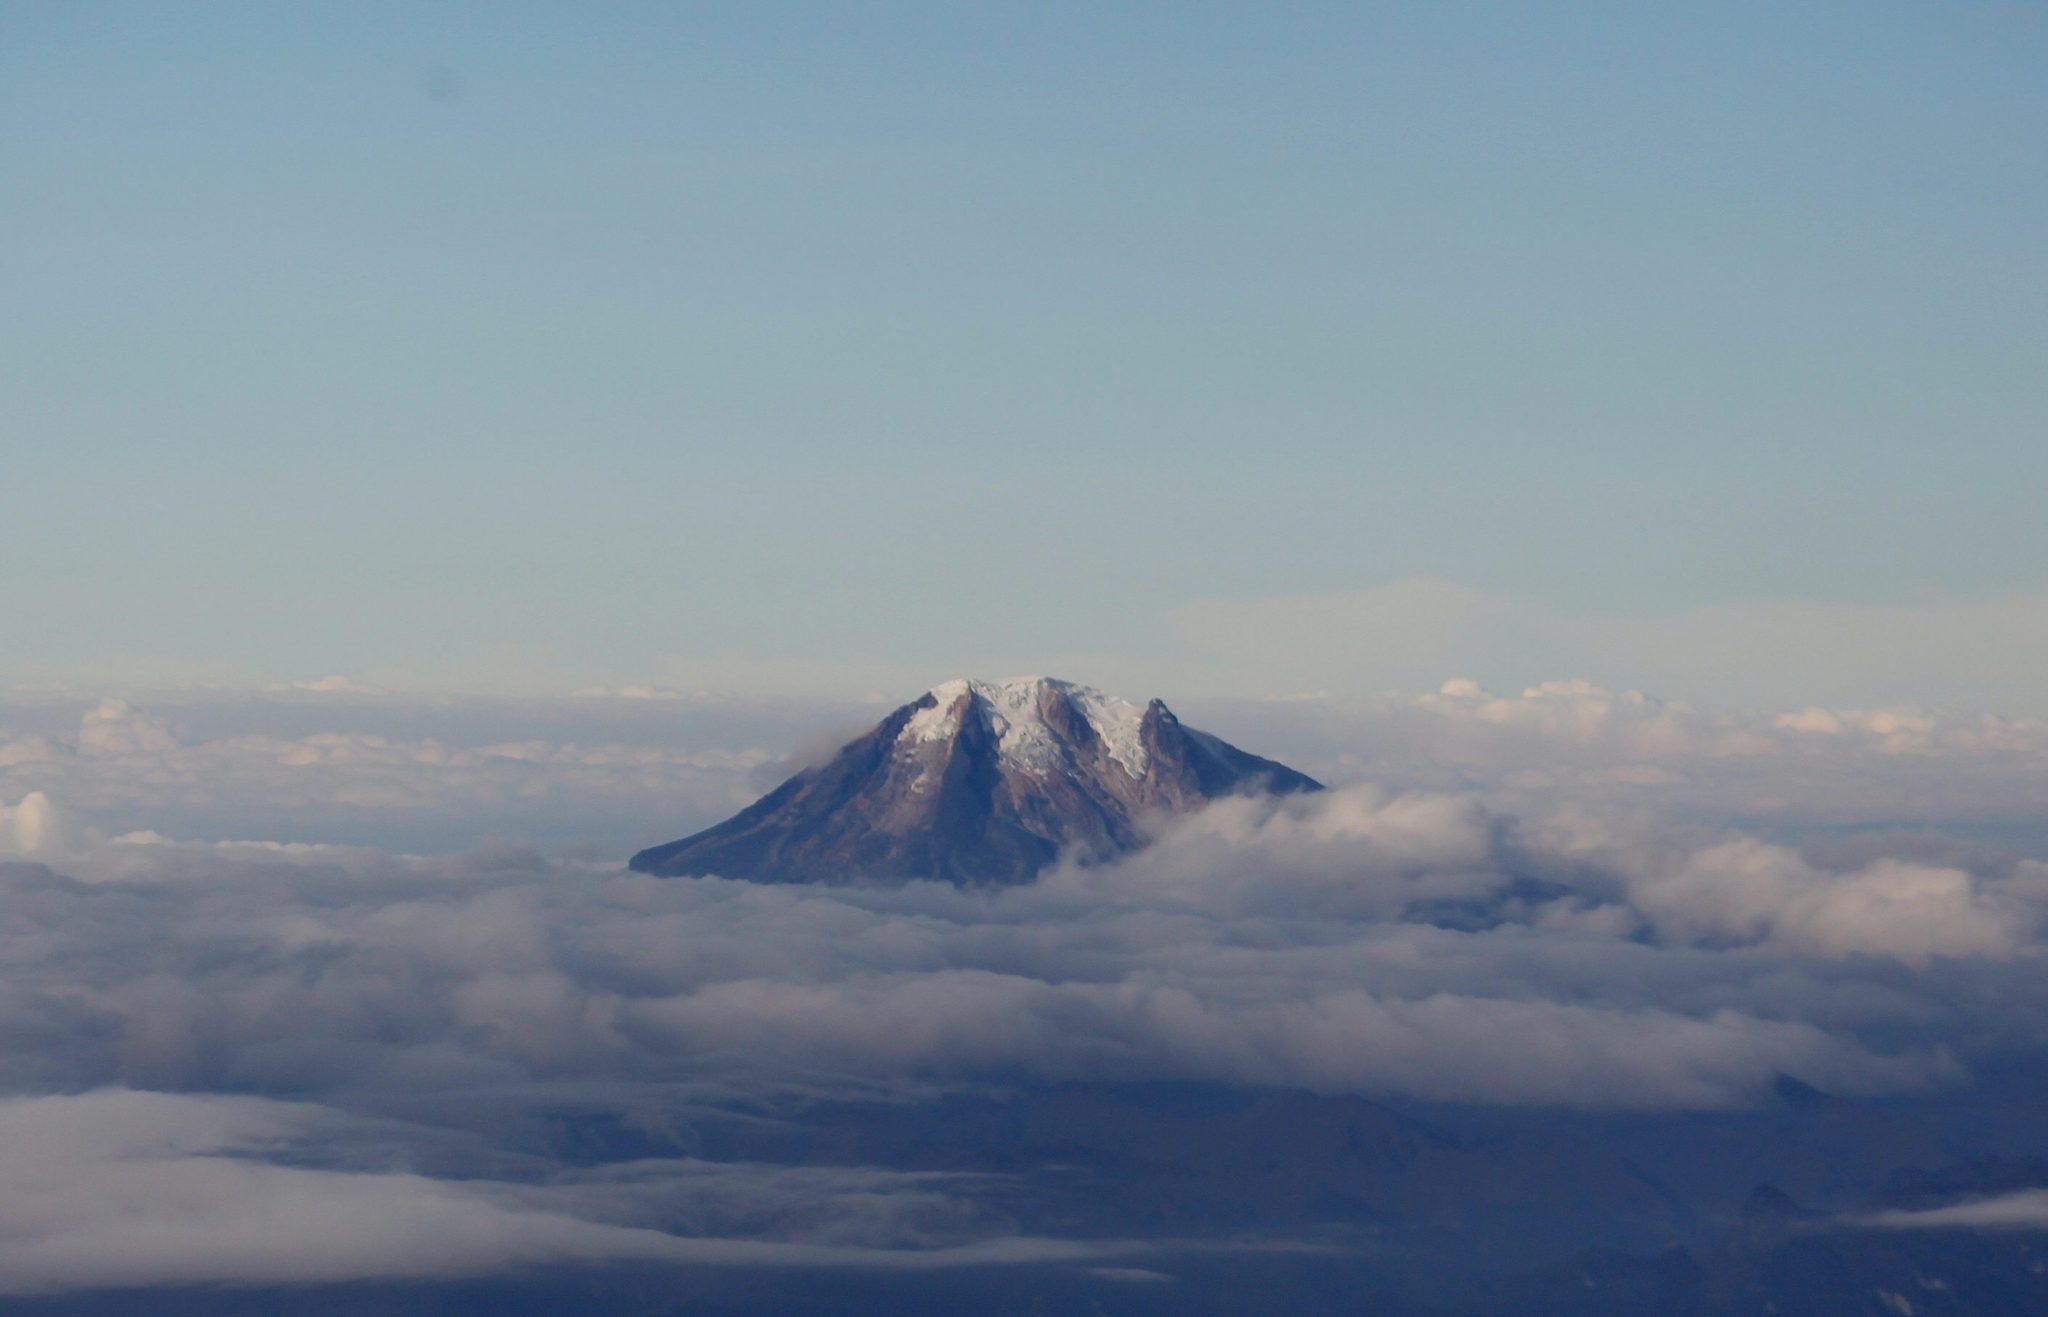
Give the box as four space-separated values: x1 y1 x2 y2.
630 676 1320 885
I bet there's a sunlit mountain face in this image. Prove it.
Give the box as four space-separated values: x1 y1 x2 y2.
632 677 1320 886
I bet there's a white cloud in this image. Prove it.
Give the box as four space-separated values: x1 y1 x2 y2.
0 1090 1129 1293
0 791 65 854
1531 814 2045 965
1176 677 2048 848
0 691 793 853
0 718 2038 1289
16 681 2048 860
75 698 178 757
2 671 2046 1295
1170 579 2048 714
0 690 2040 1132
270 675 389 695
0 799 2009 1117
0 733 56 767
1857 1190 2048 1231
627 968 1925 1110
1050 785 2044 966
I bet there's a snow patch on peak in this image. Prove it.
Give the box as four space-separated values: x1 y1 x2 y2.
1057 682 1150 780
899 679 974 743
897 677 1150 778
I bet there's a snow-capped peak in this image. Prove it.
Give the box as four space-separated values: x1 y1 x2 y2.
900 676 1150 779
635 678 1321 885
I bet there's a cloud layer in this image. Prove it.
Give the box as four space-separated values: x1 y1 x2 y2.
10 679 2048 857
0 783 2039 1118
1 681 2046 1290
0 1089 1126 1293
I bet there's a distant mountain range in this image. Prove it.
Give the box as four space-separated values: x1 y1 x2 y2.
630 676 1321 885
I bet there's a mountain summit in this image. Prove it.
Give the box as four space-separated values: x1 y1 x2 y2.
630 677 1321 886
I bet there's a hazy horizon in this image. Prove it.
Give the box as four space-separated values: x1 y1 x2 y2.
8 2 2048 712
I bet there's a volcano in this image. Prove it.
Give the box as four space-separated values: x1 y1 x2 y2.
630 676 1320 886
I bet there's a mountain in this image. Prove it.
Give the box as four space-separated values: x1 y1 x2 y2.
630 676 1321 886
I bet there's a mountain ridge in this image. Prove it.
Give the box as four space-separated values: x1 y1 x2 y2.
630 676 1321 886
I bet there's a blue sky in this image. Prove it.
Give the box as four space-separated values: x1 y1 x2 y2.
5 2 2045 705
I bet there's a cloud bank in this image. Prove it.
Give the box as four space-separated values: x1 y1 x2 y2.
0 783 2037 1120
1858 1190 2048 1232
10 679 2048 855
0 1089 1127 1293
0 680 2045 1290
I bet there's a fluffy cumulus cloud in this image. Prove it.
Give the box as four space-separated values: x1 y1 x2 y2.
1049 786 2048 967
1185 677 2048 845
0 790 64 853
1 683 2047 1291
74 698 178 757
0 785 2037 1117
